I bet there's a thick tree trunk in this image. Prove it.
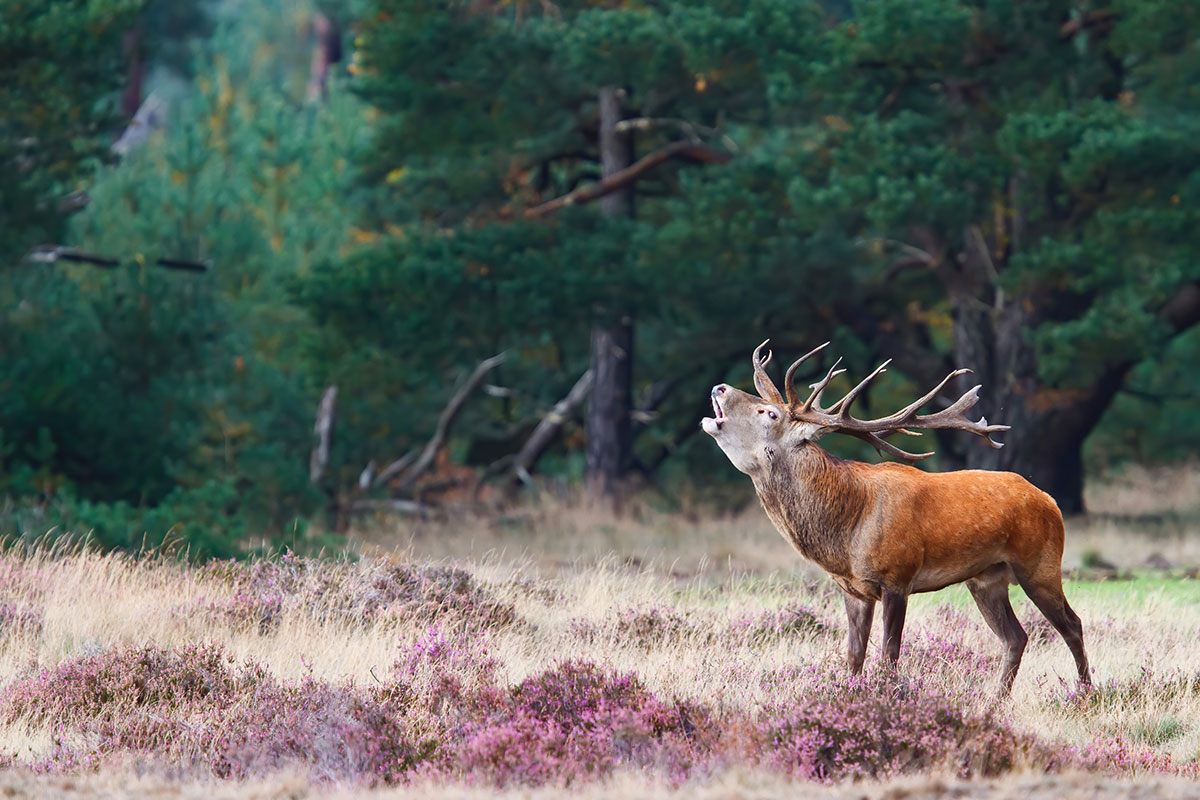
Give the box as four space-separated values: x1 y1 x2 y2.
949 286 1130 515
585 87 636 503
586 322 634 499
907 213 1200 515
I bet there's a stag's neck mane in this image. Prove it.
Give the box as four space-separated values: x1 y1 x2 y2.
751 443 869 573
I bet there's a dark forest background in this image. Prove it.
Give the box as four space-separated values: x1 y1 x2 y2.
2 0 1198 557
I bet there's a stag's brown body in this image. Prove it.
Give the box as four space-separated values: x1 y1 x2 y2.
703 342 1090 694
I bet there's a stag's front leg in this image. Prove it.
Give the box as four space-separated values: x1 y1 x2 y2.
843 593 875 675
881 589 908 666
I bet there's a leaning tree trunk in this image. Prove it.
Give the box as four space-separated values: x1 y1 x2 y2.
585 87 636 502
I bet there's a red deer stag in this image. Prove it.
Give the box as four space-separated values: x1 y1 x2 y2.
701 341 1090 694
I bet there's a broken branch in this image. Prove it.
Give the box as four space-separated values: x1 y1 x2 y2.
394 354 506 492
524 141 731 218
510 369 593 485
25 245 210 272
309 385 338 485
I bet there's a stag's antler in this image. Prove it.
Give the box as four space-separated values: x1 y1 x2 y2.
773 346 1010 462
753 340 834 407
751 340 784 405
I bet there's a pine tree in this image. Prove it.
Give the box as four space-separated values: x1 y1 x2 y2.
333 0 811 500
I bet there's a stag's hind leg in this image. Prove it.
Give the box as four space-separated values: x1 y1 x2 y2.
1016 566 1091 687
966 568 1028 695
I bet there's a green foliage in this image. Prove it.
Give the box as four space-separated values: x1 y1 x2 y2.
320 0 1200 491
299 0 854 480
1 0 357 552
5 0 1200 546
0 0 144 255
1 478 251 558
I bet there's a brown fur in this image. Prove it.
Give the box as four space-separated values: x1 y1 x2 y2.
703 382 1090 694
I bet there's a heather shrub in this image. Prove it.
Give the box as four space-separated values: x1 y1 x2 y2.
0 557 46 637
205 678 435 782
570 605 703 648
1 642 435 784
0 601 42 637
751 665 1031 781
3 643 246 726
392 627 504 720
502 576 563 605
1020 612 1058 647
729 602 830 645
1072 669 1200 711
460 660 715 786
614 607 697 649
191 552 517 633
459 708 618 786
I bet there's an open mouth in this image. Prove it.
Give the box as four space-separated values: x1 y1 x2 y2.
710 396 724 429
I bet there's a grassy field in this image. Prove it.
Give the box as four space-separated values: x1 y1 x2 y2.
0 464 1197 797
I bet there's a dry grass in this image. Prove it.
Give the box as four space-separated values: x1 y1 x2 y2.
0 465 1198 795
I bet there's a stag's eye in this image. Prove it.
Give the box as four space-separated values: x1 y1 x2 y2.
768 410 778 420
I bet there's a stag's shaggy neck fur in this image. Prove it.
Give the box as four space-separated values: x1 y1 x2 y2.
751 443 869 574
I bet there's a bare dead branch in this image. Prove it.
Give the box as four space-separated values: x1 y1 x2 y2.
612 117 738 152
524 141 731 218
510 370 593 485
350 498 431 517
373 449 418 488
25 245 210 272
1059 9 1117 40
309 386 338 485
394 354 506 492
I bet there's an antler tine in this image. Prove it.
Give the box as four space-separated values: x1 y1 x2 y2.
819 367 972 432
879 368 974 426
799 358 843 413
829 359 891 418
913 384 1012 448
807 369 846 411
783 341 831 406
752 339 784 404
753 339 772 368
842 429 935 462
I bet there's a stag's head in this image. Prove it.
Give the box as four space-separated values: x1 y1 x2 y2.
701 340 1010 475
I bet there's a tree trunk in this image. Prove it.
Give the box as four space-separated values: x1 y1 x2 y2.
586 322 634 499
949 286 1130 515
585 87 636 503
121 24 144 119
306 12 342 102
